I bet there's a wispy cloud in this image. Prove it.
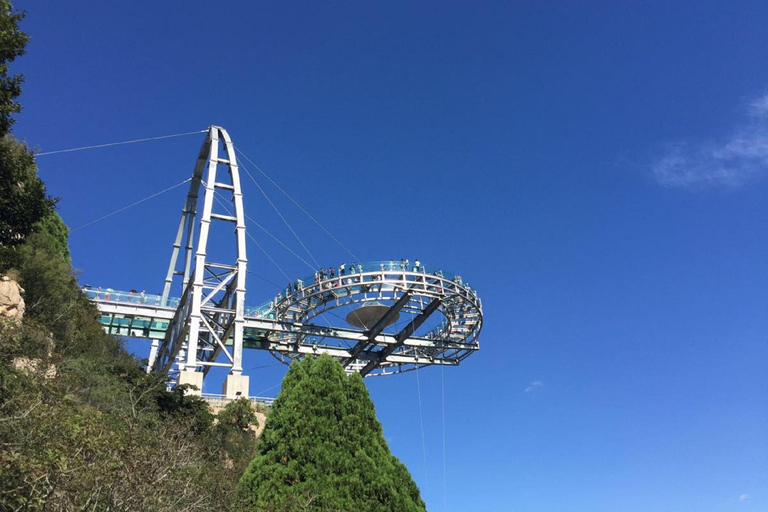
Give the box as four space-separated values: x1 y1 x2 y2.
652 93 768 189
524 380 543 393
739 493 749 502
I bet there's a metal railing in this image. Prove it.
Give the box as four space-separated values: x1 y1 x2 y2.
83 260 477 322
82 287 181 308
200 392 274 406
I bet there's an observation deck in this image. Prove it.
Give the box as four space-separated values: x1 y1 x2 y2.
87 260 482 377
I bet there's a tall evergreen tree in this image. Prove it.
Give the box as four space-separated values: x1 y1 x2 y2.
0 0 28 137
0 2 54 247
0 135 54 247
238 354 427 512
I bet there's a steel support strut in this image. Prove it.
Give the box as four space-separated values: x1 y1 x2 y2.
153 126 248 395
359 298 441 376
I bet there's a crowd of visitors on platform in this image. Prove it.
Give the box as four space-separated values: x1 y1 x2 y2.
82 258 475 318
83 285 153 304
275 258 476 303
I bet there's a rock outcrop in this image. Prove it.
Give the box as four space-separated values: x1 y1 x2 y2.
0 275 25 323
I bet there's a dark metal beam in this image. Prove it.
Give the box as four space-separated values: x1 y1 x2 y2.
369 292 412 340
340 292 412 367
359 298 441 376
396 298 440 343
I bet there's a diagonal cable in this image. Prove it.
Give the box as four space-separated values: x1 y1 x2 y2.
71 178 192 233
246 270 281 290
37 130 206 156
245 213 316 271
212 194 314 271
442 363 448 510
212 195 292 282
239 161 321 268
235 146 360 262
415 367 430 487
250 234 292 283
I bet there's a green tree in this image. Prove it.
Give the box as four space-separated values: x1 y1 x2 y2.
0 0 28 137
0 135 54 246
35 209 70 262
218 396 259 432
238 354 427 512
0 2 53 247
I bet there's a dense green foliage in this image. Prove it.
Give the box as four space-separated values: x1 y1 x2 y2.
0 2 52 248
0 135 55 247
35 208 71 262
238 354 427 512
0 0 27 137
0 220 262 510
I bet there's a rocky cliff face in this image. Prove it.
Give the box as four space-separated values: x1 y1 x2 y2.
0 275 25 323
2 274 56 377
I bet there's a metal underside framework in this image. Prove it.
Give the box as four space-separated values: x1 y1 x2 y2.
87 126 483 394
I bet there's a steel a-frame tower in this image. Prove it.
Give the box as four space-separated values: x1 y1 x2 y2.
151 126 249 397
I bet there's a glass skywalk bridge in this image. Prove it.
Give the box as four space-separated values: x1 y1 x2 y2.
84 288 276 349
86 260 482 377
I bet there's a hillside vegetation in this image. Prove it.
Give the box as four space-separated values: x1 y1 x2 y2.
0 164 261 511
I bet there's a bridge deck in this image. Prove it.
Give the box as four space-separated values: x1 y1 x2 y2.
86 260 481 375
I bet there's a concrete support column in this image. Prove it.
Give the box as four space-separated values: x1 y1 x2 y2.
147 339 160 373
223 373 250 399
178 370 204 395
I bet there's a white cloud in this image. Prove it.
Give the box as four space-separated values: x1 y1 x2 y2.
524 380 543 393
739 493 748 502
750 95 768 116
652 93 768 189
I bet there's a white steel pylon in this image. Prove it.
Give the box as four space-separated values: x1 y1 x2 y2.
151 126 249 397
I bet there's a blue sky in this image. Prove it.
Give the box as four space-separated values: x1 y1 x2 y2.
14 1 768 511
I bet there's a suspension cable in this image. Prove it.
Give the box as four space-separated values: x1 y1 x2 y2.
36 130 207 156
217 188 314 270
235 146 360 262
415 367 430 487
254 381 282 396
71 178 192 233
214 195 334 333
211 190 342 337
245 213 316 271
239 162 321 268
441 363 448 510
250 233 292 283
212 195 293 282
246 270 281 290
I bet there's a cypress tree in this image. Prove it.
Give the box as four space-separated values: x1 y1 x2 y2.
238 354 427 512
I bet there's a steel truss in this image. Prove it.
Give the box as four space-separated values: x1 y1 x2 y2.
266 267 482 376
152 126 247 382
